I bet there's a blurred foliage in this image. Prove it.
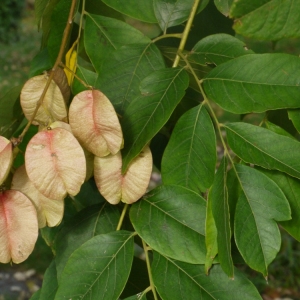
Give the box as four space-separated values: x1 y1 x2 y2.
0 0 26 43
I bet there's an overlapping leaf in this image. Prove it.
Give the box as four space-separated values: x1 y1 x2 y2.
25 128 86 200
189 33 253 66
54 231 135 300
152 252 262 300
153 0 209 32
84 13 150 72
121 67 189 172
209 157 234 278
234 164 291 276
203 54 300 114
214 0 234 16
0 190 38 263
69 90 123 157
260 169 300 242
0 136 13 185
95 43 165 114
11 165 64 228
225 122 300 179
20 75 67 125
55 203 119 279
102 0 157 23
130 185 207 264
161 104 216 193
0 85 24 138
94 146 152 205
230 0 300 40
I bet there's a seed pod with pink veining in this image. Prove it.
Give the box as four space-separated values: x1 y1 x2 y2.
0 136 13 185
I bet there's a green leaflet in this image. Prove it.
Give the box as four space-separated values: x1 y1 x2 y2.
225 122 300 179
260 169 300 242
95 43 165 114
205 194 218 274
54 203 119 279
102 0 157 23
54 231 135 300
203 53 300 114
0 85 24 139
214 0 234 16
38 260 58 300
84 13 150 72
234 164 291 276
189 34 253 66
161 104 216 193
121 67 189 172
153 0 209 32
130 185 207 264
209 157 234 278
152 252 262 300
230 0 300 40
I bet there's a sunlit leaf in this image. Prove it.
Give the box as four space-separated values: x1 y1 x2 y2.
0 190 38 263
94 146 152 204
234 164 291 276
214 0 234 16
69 89 123 157
0 136 13 185
203 54 300 114
152 252 262 300
225 122 300 179
230 0 300 40
20 75 67 126
55 203 119 279
25 128 86 200
122 67 189 172
54 231 134 300
64 41 77 86
161 104 216 193
11 165 64 228
130 185 207 264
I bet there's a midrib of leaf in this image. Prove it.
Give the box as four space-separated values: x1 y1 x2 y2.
164 255 215 299
144 195 205 235
85 12 117 50
80 232 134 299
125 67 186 161
226 126 300 176
206 78 298 87
121 42 154 112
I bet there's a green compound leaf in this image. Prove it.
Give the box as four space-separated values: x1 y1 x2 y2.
225 122 300 179
96 43 165 114
152 252 262 300
130 185 207 264
209 157 234 278
260 169 300 242
102 0 157 23
54 231 135 300
230 0 300 40
153 0 209 32
84 13 149 72
55 203 119 279
203 54 300 114
161 104 216 193
189 33 254 66
234 164 291 276
121 67 189 172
